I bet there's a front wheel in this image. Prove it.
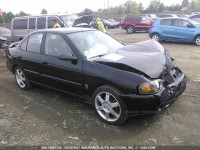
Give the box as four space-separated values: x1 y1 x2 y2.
151 33 161 42
92 86 128 125
194 36 200 46
15 67 31 90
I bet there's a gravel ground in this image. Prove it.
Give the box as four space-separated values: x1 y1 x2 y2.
0 28 200 147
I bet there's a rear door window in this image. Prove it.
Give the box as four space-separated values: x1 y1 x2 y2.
134 16 142 22
27 33 43 53
29 18 36 29
160 19 172 26
13 19 28 29
37 17 46 29
124 17 132 21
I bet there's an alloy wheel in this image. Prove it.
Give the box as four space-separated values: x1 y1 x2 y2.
152 34 160 41
15 69 26 88
195 37 200 46
95 92 121 122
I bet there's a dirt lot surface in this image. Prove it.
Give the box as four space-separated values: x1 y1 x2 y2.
0 28 200 147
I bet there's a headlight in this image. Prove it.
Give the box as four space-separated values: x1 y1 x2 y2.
139 79 163 95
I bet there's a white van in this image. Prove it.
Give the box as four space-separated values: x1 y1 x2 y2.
11 14 78 41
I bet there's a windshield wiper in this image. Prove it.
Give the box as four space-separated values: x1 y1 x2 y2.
89 54 106 59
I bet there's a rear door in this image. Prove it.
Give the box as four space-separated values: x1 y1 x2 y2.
133 16 142 30
17 32 44 82
172 19 195 41
159 19 174 40
40 32 83 95
140 17 154 30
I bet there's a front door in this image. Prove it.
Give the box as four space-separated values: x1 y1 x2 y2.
172 19 195 41
40 33 83 95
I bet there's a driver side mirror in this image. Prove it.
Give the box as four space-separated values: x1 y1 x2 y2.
187 24 194 28
58 53 77 63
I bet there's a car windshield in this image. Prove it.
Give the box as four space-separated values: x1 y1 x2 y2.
67 30 123 59
59 14 78 27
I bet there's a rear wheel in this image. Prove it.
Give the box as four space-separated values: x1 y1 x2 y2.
14 67 31 90
126 26 135 34
194 36 200 46
151 33 161 42
92 86 128 125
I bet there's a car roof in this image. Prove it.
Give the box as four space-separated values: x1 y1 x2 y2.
34 27 96 34
13 14 77 19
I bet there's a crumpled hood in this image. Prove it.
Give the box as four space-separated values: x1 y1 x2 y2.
93 40 170 78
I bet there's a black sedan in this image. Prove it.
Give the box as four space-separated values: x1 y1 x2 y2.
6 28 186 125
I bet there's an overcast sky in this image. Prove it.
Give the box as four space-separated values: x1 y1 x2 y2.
0 0 183 15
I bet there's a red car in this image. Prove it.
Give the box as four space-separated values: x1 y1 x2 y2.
121 15 154 34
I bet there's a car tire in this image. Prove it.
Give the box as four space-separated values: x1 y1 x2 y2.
194 36 200 46
14 67 31 90
151 33 161 42
92 85 128 125
126 26 135 34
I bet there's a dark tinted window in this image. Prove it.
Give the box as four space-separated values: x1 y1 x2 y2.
124 16 132 21
45 33 72 56
37 17 46 29
27 33 43 53
21 39 28 51
29 18 36 29
48 17 64 28
160 19 172 26
13 19 28 29
134 16 141 22
173 19 189 27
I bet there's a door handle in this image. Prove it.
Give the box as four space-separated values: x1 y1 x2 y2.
18 56 22 59
42 62 48 65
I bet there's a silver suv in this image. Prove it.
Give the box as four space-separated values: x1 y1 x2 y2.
11 14 78 41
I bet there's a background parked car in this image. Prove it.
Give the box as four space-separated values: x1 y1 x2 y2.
11 14 78 41
72 15 97 29
0 27 11 48
101 19 115 29
140 14 158 21
121 15 154 34
159 14 178 18
191 12 200 15
109 19 120 28
189 14 200 23
149 18 200 45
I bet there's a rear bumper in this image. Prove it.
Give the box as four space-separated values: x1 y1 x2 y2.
120 68 187 115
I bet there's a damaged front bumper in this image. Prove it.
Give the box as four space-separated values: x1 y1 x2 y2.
120 67 187 115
